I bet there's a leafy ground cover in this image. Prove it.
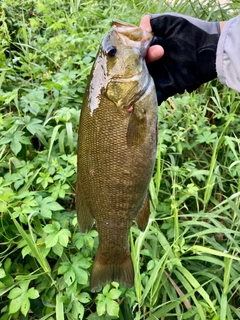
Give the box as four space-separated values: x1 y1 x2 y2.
0 0 240 319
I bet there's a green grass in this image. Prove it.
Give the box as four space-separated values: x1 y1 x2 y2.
0 0 240 319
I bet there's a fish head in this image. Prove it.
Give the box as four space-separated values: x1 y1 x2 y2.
88 20 153 114
102 20 153 79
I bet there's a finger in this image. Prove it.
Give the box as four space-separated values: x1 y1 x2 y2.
146 45 164 63
140 15 152 33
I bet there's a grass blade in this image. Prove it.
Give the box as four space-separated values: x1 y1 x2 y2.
56 292 64 320
10 213 51 275
191 245 240 261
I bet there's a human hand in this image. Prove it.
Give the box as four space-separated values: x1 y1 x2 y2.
140 13 220 104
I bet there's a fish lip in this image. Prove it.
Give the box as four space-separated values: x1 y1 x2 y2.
111 19 153 42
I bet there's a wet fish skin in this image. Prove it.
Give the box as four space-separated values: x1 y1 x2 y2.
76 20 158 292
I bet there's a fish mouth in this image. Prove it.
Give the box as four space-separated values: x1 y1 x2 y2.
111 19 153 43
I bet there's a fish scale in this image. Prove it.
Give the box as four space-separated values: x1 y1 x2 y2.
76 20 158 292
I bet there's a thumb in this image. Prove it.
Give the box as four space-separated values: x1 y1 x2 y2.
140 15 152 32
145 44 164 63
140 15 164 63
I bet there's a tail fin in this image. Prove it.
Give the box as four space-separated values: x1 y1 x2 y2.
90 251 134 292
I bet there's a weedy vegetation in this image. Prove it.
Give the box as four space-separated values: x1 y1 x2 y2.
0 0 240 319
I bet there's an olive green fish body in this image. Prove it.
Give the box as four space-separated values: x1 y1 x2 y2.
76 20 158 292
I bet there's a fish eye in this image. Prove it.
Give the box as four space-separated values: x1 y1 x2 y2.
106 45 117 57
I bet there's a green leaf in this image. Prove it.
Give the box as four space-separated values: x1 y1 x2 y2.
39 197 63 218
58 263 76 286
21 296 30 316
45 233 59 248
72 233 84 249
58 265 68 275
8 296 22 314
96 299 106 316
27 287 39 299
52 243 64 257
64 269 76 286
196 131 217 144
58 231 70 247
102 284 110 296
0 269 6 279
4 258 11 274
11 137 21 155
20 89 47 115
0 135 12 144
106 299 119 317
58 254 91 286
43 222 60 234
107 288 121 300
10 132 31 155
43 222 70 249
22 245 31 258
72 300 84 320
8 287 23 299
72 254 91 269
7 279 32 317
26 118 46 135
73 265 88 285
47 200 64 211
78 292 91 304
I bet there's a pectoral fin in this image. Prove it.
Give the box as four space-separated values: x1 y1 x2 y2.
126 108 147 148
135 195 150 231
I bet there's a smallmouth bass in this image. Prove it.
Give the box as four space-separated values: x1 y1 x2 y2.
76 20 158 292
